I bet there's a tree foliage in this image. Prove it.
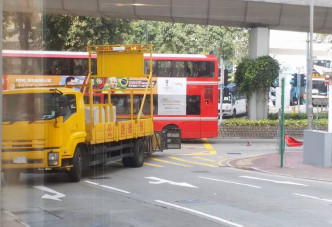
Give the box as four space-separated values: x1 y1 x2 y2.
42 14 73 50
3 12 41 49
3 13 249 66
125 20 248 66
43 15 132 51
235 56 280 97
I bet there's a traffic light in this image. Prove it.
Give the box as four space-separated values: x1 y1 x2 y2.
300 74 305 87
224 69 229 85
290 73 297 86
224 88 229 97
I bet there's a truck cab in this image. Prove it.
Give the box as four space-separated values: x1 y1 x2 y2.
2 88 87 182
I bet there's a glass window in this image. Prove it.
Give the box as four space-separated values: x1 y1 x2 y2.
2 93 65 122
3 57 43 75
186 95 200 115
204 86 213 103
73 59 89 75
191 61 215 78
157 61 172 77
144 60 157 76
43 58 71 75
172 61 185 77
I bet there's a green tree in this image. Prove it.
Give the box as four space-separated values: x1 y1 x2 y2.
42 14 73 50
235 55 280 120
235 56 279 97
126 20 248 66
234 58 254 97
43 15 132 51
3 12 41 49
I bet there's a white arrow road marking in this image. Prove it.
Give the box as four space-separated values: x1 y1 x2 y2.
155 200 243 227
239 176 308 186
199 176 262 189
293 193 332 203
145 177 198 188
33 186 66 201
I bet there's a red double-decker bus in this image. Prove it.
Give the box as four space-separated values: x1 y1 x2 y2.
145 54 219 139
2 50 219 139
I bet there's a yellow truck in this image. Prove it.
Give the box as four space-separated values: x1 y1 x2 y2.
1 44 180 183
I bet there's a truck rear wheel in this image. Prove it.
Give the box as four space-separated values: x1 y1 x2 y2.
130 139 145 167
4 170 20 184
69 147 83 182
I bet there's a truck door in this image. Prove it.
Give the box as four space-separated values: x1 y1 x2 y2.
58 95 81 152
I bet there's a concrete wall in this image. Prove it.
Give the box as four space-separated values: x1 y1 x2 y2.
303 130 332 167
219 126 327 139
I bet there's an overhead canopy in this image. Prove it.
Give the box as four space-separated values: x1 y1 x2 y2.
3 0 332 34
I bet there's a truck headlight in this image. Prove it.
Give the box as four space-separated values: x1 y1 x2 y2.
48 152 59 166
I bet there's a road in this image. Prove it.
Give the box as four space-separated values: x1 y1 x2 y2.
1 138 332 227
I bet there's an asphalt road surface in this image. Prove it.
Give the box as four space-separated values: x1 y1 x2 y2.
1 138 332 227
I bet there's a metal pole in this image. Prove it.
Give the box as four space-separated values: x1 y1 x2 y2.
306 33 310 113
297 72 300 113
219 58 224 125
146 21 149 43
0 0 3 207
307 0 314 129
280 78 285 168
329 83 332 132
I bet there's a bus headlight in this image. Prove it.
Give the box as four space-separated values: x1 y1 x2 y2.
48 152 59 166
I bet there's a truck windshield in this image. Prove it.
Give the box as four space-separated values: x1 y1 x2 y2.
2 93 61 123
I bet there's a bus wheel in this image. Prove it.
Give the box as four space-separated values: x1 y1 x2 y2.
131 139 145 167
69 147 83 182
4 170 20 184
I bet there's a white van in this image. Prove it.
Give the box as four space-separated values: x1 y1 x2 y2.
221 94 247 117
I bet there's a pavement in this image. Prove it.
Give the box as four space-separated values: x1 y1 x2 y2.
1 210 27 227
2 139 332 227
228 151 332 182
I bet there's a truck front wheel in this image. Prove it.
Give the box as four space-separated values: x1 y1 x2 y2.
4 170 20 184
69 147 83 182
130 139 145 167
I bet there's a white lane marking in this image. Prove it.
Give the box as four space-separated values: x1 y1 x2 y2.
293 193 332 203
145 177 198 188
99 185 131 194
33 186 66 201
3 210 31 227
155 200 243 227
85 180 99 185
85 181 130 194
239 176 308 186
199 176 261 189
